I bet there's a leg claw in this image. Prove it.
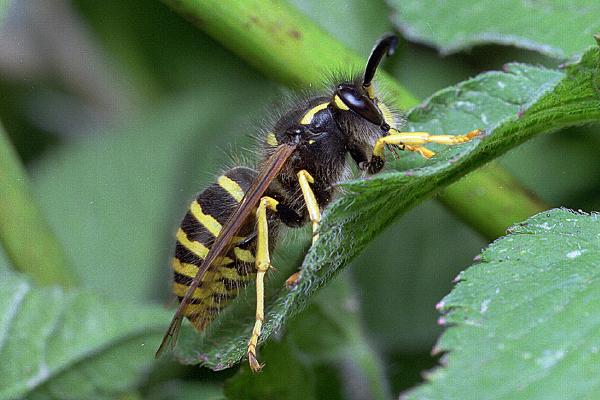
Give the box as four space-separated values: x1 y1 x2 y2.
248 352 263 372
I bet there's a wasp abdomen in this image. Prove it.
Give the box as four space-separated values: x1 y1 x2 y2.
171 167 259 331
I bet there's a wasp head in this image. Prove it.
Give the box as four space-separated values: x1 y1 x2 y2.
332 34 397 133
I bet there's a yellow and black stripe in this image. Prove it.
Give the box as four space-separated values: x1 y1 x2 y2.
171 167 258 331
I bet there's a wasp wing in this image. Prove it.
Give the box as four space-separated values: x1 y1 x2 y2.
156 143 297 358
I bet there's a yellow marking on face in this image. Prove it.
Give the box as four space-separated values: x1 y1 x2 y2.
218 175 245 203
266 132 278 146
377 101 395 126
300 102 329 125
190 200 222 237
333 95 349 110
308 139 315 145
234 247 255 263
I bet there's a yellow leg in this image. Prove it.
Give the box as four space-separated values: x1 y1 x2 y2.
297 170 321 244
285 170 322 289
404 144 436 159
373 128 482 158
247 196 278 372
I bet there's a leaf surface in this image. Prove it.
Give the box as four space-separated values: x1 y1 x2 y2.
0 270 170 400
405 209 600 399
388 0 600 59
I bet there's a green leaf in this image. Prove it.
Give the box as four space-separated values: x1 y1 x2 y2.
173 47 600 369
388 0 600 59
405 209 600 399
0 270 170 400
146 381 224 400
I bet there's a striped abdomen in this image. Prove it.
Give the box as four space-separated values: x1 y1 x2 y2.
171 167 258 331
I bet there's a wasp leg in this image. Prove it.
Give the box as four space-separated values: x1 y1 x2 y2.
374 128 481 158
368 128 481 173
285 170 321 289
404 144 436 159
297 170 321 243
247 196 278 372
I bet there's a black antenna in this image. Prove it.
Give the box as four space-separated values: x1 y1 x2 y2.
362 34 398 88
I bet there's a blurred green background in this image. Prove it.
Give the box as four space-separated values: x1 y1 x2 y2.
1 0 599 398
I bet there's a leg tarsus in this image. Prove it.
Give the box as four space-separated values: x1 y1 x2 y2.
248 350 263 372
372 128 481 160
405 145 435 159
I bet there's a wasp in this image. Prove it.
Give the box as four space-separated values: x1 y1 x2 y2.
156 34 481 371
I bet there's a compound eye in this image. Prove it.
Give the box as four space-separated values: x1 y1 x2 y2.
336 86 384 126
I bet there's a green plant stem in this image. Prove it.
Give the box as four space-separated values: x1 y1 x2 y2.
438 162 548 239
344 312 392 400
333 278 392 400
0 122 77 287
163 0 546 240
